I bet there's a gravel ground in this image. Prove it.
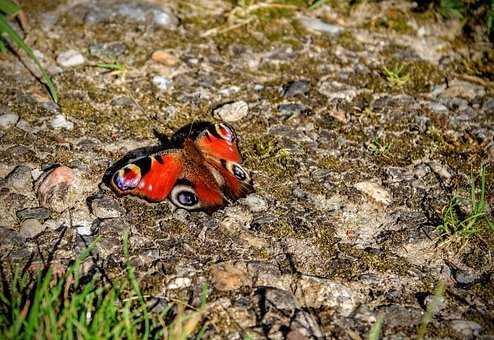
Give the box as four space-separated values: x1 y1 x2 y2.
0 0 493 338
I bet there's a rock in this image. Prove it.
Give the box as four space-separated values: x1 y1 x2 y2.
76 226 92 236
282 80 310 98
89 42 127 59
151 75 172 92
167 277 192 289
309 194 342 211
72 206 94 235
20 218 44 238
51 114 74 130
85 3 178 29
16 207 50 221
219 86 241 96
258 287 299 311
452 268 476 285
295 276 360 316
428 101 448 114
299 15 343 35
56 50 85 68
318 80 361 101
277 103 310 116
430 162 451 179
449 320 482 338
4 165 33 196
16 119 31 132
242 194 268 213
36 166 83 213
354 181 391 206
90 196 125 219
286 330 309 340
442 80 485 99
483 98 494 113
213 101 249 122
151 8 178 28
291 310 323 338
151 50 178 66
0 112 19 129
111 96 140 110
210 262 249 291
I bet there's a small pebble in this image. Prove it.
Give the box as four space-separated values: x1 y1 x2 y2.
90 196 125 219
89 42 127 58
151 75 172 92
20 219 44 238
278 103 310 116
354 181 391 206
167 277 192 289
51 114 74 130
299 15 344 35
76 226 92 236
16 207 50 221
5 165 33 196
151 50 178 66
213 101 249 122
210 262 249 291
282 80 310 98
152 8 178 28
56 49 85 68
0 113 19 129
243 194 268 213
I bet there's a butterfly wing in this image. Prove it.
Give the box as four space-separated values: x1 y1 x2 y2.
107 121 252 212
109 151 183 202
172 121 242 163
205 157 254 200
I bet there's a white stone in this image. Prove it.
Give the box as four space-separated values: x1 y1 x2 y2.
243 194 268 212
151 75 172 92
56 50 85 68
213 101 249 122
299 15 343 35
152 9 178 29
354 181 391 206
0 113 19 129
76 226 92 236
51 114 74 130
167 277 192 289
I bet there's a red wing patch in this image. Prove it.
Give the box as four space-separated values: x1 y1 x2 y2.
195 129 242 163
111 152 183 202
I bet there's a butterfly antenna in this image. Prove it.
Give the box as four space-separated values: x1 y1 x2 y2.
187 116 199 138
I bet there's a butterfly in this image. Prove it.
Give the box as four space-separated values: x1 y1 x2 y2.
103 121 254 212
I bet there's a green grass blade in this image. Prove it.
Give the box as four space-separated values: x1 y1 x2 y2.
0 37 6 52
417 280 445 339
0 14 59 102
368 313 384 340
123 232 150 340
0 0 20 16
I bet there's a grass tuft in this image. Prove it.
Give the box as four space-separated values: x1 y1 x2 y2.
366 137 391 157
383 64 410 88
0 0 58 102
436 164 493 240
0 234 208 339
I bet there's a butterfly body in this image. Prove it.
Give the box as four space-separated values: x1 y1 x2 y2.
104 122 253 212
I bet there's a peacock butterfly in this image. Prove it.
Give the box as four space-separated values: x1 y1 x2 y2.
103 121 254 212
